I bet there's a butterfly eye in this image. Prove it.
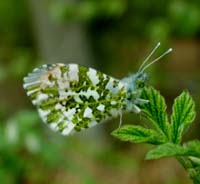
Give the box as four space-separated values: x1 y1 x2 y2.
134 72 147 89
136 80 145 88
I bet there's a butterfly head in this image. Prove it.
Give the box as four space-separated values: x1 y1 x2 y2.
124 43 172 106
123 71 148 98
134 72 148 89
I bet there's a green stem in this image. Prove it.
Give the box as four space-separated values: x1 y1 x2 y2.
176 156 200 184
176 156 188 169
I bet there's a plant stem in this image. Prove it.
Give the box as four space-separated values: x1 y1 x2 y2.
176 156 190 169
176 156 200 184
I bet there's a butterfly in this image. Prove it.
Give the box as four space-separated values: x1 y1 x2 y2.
23 42 172 135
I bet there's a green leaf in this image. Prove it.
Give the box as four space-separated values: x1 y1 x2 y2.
187 141 200 156
140 87 169 139
146 141 200 160
190 157 200 167
171 91 196 143
145 143 190 160
111 125 166 144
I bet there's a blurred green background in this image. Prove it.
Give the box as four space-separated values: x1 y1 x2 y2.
0 0 200 183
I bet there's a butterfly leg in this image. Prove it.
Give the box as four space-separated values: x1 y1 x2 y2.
118 110 123 129
136 98 149 105
132 104 141 113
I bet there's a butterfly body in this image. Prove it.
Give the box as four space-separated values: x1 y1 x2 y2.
23 43 172 135
23 63 146 135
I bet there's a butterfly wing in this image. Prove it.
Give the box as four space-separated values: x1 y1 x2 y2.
23 63 127 135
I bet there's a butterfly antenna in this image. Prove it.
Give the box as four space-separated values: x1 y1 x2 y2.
141 48 173 72
138 42 161 72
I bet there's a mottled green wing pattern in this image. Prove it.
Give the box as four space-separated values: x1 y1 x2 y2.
23 63 127 135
